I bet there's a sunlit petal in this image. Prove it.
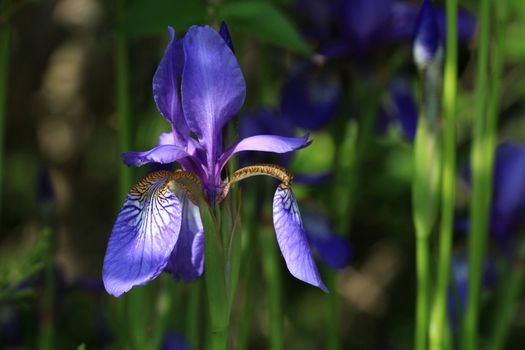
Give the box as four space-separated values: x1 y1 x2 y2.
182 25 246 166
103 171 182 297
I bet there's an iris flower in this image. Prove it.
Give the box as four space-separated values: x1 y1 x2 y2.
102 24 327 297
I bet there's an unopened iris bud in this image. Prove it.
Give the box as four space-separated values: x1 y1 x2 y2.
413 0 441 70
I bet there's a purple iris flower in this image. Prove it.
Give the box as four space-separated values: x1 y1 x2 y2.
102 25 327 297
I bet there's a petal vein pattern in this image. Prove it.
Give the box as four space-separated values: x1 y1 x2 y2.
103 171 182 297
273 186 328 292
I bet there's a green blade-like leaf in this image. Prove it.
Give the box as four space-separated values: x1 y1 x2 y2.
218 1 312 56
119 0 206 36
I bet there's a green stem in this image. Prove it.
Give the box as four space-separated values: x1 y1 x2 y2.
462 0 494 348
326 271 340 350
429 0 457 349
237 185 259 350
261 224 283 350
203 206 229 350
115 0 132 200
0 0 11 219
487 262 525 350
38 227 54 350
186 281 202 350
415 235 430 350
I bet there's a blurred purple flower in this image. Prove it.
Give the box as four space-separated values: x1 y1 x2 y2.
447 253 496 331
376 77 418 141
301 207 351 269
281 63 342 131
300 0 476 60
462 143 525 249
490 143 525 246
162 330 192 350
103 25 328 297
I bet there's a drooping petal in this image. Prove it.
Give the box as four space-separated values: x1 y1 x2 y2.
413 0 441 69
281 64 341 130
102 171 182 297
166 195 205 281
153 27 190 144
272 185 327 292
219 21 234 52
218 134 311 172
182 25 246 167
122 145 190 167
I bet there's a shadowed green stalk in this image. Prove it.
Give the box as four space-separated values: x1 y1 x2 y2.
113 0 133 347
115 0 132 200
327 85 377 350
429 0 457 349
203 192 241 350
467 1 507 348
413 33 443 350
261 220 283 350
462 0 495 348
237 184 259 350
488 255 525 350
186 281 202 349
38 227 54 350
0 0 11 219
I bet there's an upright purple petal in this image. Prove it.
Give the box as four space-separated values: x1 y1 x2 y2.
167 196 205 281
272 185 327 292
181 25 246 168
218 134 311 172
413 0 441 69
122 145 190 167
153 27 190 144
103 172 182 297
219 21 234 53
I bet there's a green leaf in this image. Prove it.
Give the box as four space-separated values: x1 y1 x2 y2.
218 1 312 56
119 0 206 37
